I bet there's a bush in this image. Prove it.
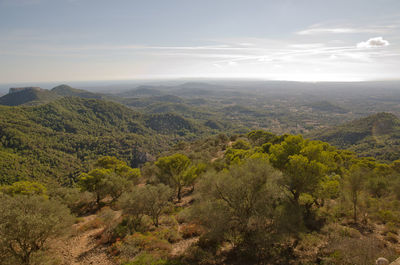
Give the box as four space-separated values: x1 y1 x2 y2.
180 223 204 239
116 232 172 261
122 252 169 265
181 245 218 265
154 227 181 243
375 210 398 224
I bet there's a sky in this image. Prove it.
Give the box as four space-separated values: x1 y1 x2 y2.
0 0 400 83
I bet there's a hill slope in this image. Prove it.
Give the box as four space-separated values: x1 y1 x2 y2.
0 97 212 185
308 112 400 161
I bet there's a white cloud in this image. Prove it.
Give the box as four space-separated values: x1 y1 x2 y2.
356 37 390 48
296 24 397 35
329 54 338 60
297 28 357 35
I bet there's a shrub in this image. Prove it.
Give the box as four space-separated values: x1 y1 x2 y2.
122 252 169 265
180 223 204 239
375 210 398 224
116 232 172 261
154 227 181 243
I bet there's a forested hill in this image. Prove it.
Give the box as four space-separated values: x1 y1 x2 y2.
0 97 213 185
308 112 400 162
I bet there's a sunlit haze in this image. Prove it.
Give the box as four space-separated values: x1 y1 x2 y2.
1 0 400 83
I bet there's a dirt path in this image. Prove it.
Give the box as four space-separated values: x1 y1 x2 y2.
170 237 199 257
52 214 115 265
210 141 233 162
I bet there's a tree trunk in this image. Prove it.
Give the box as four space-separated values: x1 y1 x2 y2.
96 193 101 205
177 185 182 202
353 195 358 223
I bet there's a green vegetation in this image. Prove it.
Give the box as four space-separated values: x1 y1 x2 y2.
2 83 400 264
2 126 400 264
78 156 141 204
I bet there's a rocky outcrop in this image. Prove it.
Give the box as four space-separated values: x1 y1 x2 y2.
9 87 43 94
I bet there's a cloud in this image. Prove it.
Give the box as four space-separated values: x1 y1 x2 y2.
297 28 357 35
296 24 397 35
356 37 390 48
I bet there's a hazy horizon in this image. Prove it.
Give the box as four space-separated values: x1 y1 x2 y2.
1 0 400 83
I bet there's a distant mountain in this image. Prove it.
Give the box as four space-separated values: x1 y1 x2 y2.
0 87 59 106
0 97 213 184
308 112 400 161
118 86 165 97
51 84 103 99
117 82 226 99
0 84 104 106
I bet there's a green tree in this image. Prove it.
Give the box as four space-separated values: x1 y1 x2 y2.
269 135 304 170
345 164 366 223
282 154 327 205
0 194 74 265
94 156 141 181
78 156 141 204
247 130 276 146
78 168 109 204
155 153 191 201
191 158 285 262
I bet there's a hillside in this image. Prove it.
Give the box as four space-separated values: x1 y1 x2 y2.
0 97 214 185
308 112 400 161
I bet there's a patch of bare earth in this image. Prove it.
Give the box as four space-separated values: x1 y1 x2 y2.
51 214 116 265
170 236 199 257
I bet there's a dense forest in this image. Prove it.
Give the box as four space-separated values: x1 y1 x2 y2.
1 84 400 265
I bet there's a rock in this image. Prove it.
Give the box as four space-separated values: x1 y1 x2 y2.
376 257 389 265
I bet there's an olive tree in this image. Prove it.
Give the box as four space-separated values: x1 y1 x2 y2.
118 184 173 230
190 158 285 261
0 194 74 265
